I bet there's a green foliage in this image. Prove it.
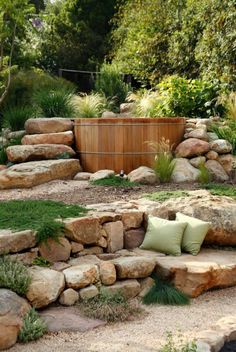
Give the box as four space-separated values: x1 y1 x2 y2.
143 274 190 306
0 256 31 296
160 332 197 352
2 106 35 131
32 256 51 267
198 163 211 184
204 184 236 199
91 175 138 187
0 200 87 232
95 63 131 111
127 90 163 117
36 220 65 245
73 93 107 118
18 308 47 343
79 290 142 322
144 191 189 202
0 146 8 164
33 86 75 118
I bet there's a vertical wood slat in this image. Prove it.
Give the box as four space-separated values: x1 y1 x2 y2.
74 117 185 174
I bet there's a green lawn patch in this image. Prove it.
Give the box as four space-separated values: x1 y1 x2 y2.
0 200 87 232
91 175 139 187
144 190 190 202
204 183 236 199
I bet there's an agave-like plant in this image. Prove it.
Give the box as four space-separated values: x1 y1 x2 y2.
72 93 107 118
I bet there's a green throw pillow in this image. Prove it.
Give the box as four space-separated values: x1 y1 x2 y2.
140 216 187 256
176 212 211 255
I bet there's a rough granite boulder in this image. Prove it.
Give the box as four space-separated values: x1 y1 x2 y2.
102 279 141 299
217 154 236 175
25 118 73 134
0 159 81 189
0 289 31 350
90 170 115 181
124 228 145 249
189 156 206 168
103 221 124 253
63 264 99 289
59 289 79 306
210 139 232 154
205 160 229 182
6 144 75 163
22 131 74 146
113 256 156 279
0 230 36 255
38 237 71 262
155 249 236 297
171 158 200 182
185 129 209 141
128 166 158 184
26 267 65 308
64 217 102 245
175 138 210 158
99 261 116 286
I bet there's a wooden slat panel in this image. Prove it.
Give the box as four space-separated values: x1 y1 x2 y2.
74 117 185 173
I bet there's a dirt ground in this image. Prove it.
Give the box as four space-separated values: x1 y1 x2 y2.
0 179 201 205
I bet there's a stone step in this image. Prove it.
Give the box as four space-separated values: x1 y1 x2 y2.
6 144 76 163
25 118 73 134
0 159 81 189
154 248 236 298
22 131 74 146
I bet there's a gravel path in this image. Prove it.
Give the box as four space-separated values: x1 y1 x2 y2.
10 286 236 352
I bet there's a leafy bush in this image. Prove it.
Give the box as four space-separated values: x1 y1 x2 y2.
91 175 138 187
143 274 190 306
79 290 142 322
72 93 107 118
18 308 47 343
33 86 75 118
2 105 35 131
160 332 197 352
144 191 189 202
198 163 211 184
148 138 175 183
0 256 31 296
95 63 131 111
36 220 65 245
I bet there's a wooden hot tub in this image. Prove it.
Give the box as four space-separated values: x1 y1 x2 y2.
74 117 185 173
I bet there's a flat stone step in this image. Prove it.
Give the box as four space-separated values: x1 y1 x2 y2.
6 144 76 163
22 131 74 146
0 159 81 189
25 118 73 134
155 248 236 298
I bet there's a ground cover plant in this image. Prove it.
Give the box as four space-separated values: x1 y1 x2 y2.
204 183 236 199
91 175 139 187
0 256 31 296
143 274 190 306
159 332 197 352
78 290 143 322
18 308 47 343
144 191 189 203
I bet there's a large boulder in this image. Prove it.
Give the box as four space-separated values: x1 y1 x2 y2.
210 139 232 154
124 228 145 249
171 158 200 182
146 192 236 245
217 154 236 175
38 237 71 262
185 129 209 141
102 279 141 299
0 230 36 255
128 166 158 184
25 118 73 134
155 249 236 297
63 264 99 289
26 267 65 308
121 211 143 230
175 138 210 158
64 217 102 244
205 160 229 182
22 131 74 146
6 144 76 163
112 256 156 279
0 159 81 189
0 289 31 350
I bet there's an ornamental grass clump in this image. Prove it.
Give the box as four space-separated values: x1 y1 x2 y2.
127 90 163 117
2 105 35 131
143 274 190 306
147 138 175 183
18 308 47 343
198 162 211 184
0 256 31 296
72 93 107 118
79 290 142 322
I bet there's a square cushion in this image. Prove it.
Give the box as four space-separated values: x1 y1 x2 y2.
176 212 211 255
140 216 187 256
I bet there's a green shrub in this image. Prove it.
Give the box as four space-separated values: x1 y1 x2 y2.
72 93 107 118
79 290 142 322
95 63 131 111
36 220 65 245
160 332 197 352
198 163 211 184
91 175 138 187
0 256 31 296
144 191 189 202
18 308 47 343
143 274 190 306
2 106 35 131
33 86 75 117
